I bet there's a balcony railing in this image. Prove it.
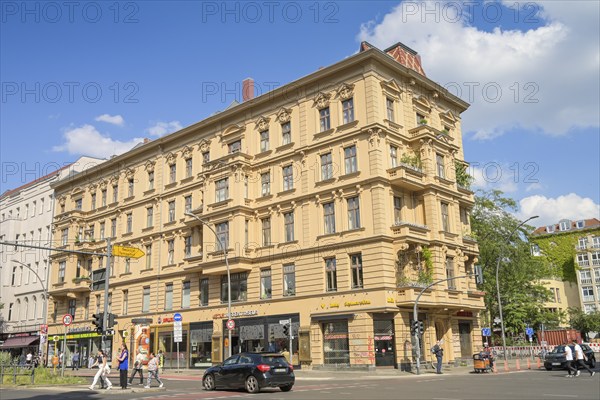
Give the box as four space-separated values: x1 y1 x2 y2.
580 278 593 285
582 296 595 303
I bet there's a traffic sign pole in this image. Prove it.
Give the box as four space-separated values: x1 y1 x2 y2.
173 313 182 373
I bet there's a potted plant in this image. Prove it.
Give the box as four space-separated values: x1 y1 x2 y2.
419 118 428 125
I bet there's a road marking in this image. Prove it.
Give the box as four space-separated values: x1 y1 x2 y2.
432 398 462 400
543 395 578 398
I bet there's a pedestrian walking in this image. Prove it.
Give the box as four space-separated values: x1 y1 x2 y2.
72 350 80 370
88 354 95 369
58 351 64 368
25 351 33 367
572 340 595 377
128 349 145 386
89 350 112 390
117 344 129 389
431 340 444 374
145 352 163 389
563 340 576 377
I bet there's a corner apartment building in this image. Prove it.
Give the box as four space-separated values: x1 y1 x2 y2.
0 156 103 357
532 218 600 318
46 42 483 370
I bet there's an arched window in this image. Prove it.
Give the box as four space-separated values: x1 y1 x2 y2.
24 297 29 320
14 299 21 321
32 296 38 320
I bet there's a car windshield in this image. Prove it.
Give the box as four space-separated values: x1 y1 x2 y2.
550 346 566 354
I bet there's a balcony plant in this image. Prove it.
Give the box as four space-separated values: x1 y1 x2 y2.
455 161 474 189
419 118 428 125
400 152 422 171
72 276 91 284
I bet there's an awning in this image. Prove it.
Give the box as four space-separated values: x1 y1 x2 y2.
0 336 39 349
310 313 355 322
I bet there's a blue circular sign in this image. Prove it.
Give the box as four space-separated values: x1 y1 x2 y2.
174 313 182 322
526 327 534 336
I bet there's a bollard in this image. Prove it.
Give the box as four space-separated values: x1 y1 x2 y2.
536 357 542 369
503 360 509 372
13 366 17 384
515 358 521 370
493 363 498 373
527 358 531 369
31 367 35 384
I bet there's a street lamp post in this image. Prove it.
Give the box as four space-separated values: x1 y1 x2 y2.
185 212 232 359
10 259 49 363
495 215 538 363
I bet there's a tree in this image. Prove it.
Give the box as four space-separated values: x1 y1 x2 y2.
568 308 600 340
471 190 554 342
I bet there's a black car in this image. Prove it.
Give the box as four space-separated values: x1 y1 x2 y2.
544 344 596 371
202 352 295 393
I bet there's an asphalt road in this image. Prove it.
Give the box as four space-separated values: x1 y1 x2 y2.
1 368 598 400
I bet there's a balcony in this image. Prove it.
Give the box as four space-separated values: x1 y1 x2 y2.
387 164 425 190
582 296 595 303
407 125 459 151
391 221 430 241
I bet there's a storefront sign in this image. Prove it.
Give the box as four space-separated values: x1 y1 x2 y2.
344 300 371 307
68 326 92 333
374 335 393 341
162 317 174 323
213 310 258 319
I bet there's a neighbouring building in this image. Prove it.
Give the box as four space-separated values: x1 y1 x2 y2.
45 41 483 370
532 218 600 320
0 156 104 360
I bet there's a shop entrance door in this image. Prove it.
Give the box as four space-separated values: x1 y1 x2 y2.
458 322 472 358
374 319 395 367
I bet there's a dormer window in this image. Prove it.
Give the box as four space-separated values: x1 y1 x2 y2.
559 220 571 231
576 220 585 229
546 225 555 233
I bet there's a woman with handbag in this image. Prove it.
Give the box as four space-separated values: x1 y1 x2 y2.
89 350 112 390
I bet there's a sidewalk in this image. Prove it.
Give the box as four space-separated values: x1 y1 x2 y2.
62 357 538 380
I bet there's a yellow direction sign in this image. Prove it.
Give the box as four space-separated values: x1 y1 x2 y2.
112 245 145 259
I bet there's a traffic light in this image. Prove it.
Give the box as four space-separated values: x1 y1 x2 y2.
418 321 424 335
411 319 420 336
107 313 117 329
474 265 484 285
283 323 290 337
92 313 104 333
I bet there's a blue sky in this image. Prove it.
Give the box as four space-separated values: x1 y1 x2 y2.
1 1 598 226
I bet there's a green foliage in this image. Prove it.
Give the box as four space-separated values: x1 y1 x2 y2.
471 190 555 337
532 232 580 282
455 162 474 189
419 246 433 284
568 308 600 339
0 365 84 386
400 152 422 170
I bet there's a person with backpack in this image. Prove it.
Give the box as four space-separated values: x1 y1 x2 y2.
431 340 444 374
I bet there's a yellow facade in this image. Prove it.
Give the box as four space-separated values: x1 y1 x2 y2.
46 43 483 370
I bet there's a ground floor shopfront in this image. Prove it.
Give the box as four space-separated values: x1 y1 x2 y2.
45 330 113 368
91 290 484 370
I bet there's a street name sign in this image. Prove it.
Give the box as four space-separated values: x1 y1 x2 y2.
112 245 145 259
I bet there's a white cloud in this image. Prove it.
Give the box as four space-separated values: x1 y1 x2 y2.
471 163 518 193
95 114 125 126
146 121 183 137
52 124 143 158
358 1 600 138
517 193 600 226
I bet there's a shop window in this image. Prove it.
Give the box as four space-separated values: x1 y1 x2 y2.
323 320 349 365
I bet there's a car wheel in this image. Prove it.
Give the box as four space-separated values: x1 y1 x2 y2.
203 374 216 391
589 357 596 368
280 384 293 392
545 367 552 371
245 375 260 394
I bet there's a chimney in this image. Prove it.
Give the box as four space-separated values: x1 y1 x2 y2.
143 138 150 144
242 78 255 102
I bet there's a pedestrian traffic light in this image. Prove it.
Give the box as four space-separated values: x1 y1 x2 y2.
418 321 424 335
474 265 484 285
283 323 290 337
410 320 416 335
92 313 104 333
107 313 117 329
